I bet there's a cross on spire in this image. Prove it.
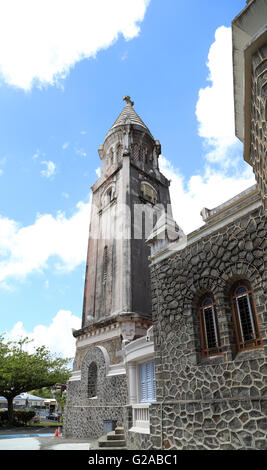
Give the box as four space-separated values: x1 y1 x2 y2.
123 95 134 107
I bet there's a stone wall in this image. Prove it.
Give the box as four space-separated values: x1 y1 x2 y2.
123 404 161 450
130 163 171 316
73 336 122 371
63 345 127 438
250 43 267 214
146 205 267 450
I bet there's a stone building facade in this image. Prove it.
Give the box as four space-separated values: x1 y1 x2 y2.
233 0 267 214
134 186 266 450
64 96 173 438
64 344 127 438
64 0 266 450
250 43 267 213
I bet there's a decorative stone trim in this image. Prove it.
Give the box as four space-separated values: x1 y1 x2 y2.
149 187 262 265
68 370 81 382
75 318 152 349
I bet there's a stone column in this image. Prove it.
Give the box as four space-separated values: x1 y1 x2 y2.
127 363 138 404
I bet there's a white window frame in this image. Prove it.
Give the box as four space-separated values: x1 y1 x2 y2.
124 334 155 435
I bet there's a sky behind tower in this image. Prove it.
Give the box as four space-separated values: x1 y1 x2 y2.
0 0 254 359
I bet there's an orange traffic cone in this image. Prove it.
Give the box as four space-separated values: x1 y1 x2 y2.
54 427 59 437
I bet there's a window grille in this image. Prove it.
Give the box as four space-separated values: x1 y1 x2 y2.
133 143 140 161
231 281 262 351
199 296 222 357
88 362 97 398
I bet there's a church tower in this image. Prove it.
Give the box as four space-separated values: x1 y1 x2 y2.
64 97 173 439
81 96 171 335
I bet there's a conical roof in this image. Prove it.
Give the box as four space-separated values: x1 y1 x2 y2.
108 96 153 137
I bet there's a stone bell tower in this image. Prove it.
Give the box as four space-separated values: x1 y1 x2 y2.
80 96 172 334
64 97 173 438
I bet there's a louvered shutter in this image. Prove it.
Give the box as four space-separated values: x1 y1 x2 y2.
140 361 156 403
146 361 156 402
140 362 147 402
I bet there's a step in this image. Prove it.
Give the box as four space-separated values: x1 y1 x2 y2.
107 431 125 440
98 437 126 448
99 440 126 448
115 427 124 435
95 446 127 450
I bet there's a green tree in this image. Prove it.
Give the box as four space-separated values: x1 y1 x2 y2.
54 389 61 413
0 336 71 425
60 393 66 416
29 387 54 399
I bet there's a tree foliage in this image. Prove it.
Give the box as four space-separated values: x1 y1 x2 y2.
29 387 54 399
0 336 71 424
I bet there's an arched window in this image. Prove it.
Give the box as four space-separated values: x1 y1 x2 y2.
140 182 157 204
88 362 97 398
198 295 221 357
103 185 115 207
231 281 262 351
106 188 113 203
116 144 122 163
109 148 114 165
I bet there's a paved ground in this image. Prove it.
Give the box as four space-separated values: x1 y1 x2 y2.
0 427 97 450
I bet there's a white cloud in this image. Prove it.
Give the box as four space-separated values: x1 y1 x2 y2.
156 24 254 234
0 156 6 176
0 197 91 285
75 147 87 158
95 167 101 178
32 149 46 160
62 192 70 199
121 51 128 61
0 0 150 90
62 142 70 150
195 26 240 164
40 160 56 179
32 149 40 160
0 280 15 293
159 156 255 234
5 310 81 359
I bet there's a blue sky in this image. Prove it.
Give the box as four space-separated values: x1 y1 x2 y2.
0 0 255 358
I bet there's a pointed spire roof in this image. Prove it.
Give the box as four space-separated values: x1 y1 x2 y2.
108 96 153 137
